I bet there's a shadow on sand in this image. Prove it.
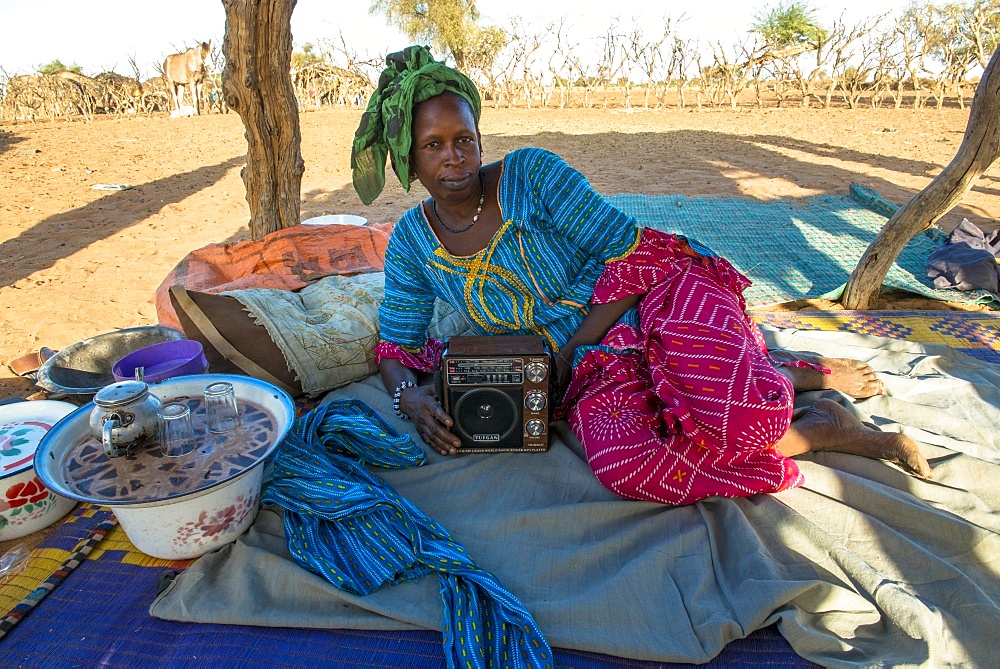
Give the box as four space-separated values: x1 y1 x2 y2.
0 156 245 290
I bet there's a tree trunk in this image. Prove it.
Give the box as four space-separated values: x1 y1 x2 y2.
221 0 303 241
840 46 1000 310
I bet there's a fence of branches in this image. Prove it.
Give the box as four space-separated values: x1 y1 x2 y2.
2 2 996 122
461 3 996 112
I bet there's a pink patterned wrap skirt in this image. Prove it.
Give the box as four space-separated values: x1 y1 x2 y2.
562 228 804 506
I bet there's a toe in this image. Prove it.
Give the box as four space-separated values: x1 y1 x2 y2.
854 371 884 398
889 436 933 479
902 452 934 479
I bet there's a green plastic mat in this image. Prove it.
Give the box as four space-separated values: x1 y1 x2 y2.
610 183 998 309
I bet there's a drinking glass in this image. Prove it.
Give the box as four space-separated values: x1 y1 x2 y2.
158 401 197 457
204 381 241 433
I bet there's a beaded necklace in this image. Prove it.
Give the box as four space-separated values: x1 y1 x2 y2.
431 171 485 233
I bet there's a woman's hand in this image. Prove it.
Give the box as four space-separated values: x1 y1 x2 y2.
400 384 462 456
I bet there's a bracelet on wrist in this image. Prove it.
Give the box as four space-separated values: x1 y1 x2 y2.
392 380 417 420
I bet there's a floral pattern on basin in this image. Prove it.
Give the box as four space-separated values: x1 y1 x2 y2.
1 420 53 474
173 489 260 549
0 476 60 529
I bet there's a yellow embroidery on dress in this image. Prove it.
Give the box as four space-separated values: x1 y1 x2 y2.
477 232 532 327
428 259 507 333
428 221 537 333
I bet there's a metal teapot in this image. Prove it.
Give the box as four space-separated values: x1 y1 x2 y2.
89 380 163 458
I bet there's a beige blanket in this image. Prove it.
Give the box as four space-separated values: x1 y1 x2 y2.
227 273 470 396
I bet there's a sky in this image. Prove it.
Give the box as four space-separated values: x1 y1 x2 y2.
0 0 914 79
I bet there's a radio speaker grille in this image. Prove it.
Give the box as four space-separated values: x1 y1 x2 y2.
451 386 522 448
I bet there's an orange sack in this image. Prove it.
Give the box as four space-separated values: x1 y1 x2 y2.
155 222 394 331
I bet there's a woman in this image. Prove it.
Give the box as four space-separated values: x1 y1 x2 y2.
353 46 932 506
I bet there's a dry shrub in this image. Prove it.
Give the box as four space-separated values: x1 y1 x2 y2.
292 64 371 109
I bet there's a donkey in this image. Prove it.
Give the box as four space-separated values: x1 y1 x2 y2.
163 41 210 115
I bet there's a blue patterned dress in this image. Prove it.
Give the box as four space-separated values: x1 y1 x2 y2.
377 147 640 355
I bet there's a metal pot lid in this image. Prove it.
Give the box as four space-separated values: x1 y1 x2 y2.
1 400 76 480
35 325 186 396
94 380 150 408
34 374 295 505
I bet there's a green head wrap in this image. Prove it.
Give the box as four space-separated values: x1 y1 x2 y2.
351 45 482 205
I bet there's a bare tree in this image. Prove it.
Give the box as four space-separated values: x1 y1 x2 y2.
750 56 769 107
596 19 627 109
492 25 525 108
897 4 936 108
563 39 597 108
506 18 547 108
870 26 902 108
545 19 574 109
669 36 698 108
627 17 673 109
874 25 910 109
837 17 887 109
707 38 761 109
788 48 815 107
919 5 968 109
759 55 795 107
819 14 881 108
958 0 1000 70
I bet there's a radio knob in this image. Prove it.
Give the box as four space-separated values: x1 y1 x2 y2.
525 361 548 383
525 391 546 411
525 419 546 437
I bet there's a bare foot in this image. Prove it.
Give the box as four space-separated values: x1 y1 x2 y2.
776 399 933 479
771 350 884 399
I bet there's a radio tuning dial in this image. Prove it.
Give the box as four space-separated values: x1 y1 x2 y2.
525 419 546 437
525 391 547 411
525 361 548 383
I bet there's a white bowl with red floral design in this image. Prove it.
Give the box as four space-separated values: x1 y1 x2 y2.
1 400 78 541
111 464 264 560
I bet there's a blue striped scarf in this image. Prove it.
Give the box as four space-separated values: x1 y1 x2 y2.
262 399 552 669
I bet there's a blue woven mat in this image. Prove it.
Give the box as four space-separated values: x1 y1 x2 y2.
610 184 997 309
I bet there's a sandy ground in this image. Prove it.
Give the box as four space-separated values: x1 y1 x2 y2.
2 103 999 555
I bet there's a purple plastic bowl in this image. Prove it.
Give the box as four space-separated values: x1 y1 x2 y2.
112 339 209 383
